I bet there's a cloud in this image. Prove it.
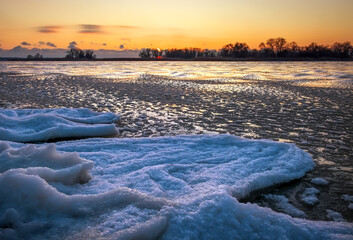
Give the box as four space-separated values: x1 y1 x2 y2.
38 41 45 45
37 25 62 33
11 46 27 52
115 25 140 29
0 47 140 58
119 44 124 49
102 43 107 46
79 24 105 34
46 42 57 48
21 41 31 46
67 41 78 49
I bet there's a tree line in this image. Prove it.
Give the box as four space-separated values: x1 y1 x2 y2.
65 48 96 59
27 48 96 59
139 38 353 59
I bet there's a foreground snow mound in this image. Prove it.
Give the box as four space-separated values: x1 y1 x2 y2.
0 108 120 142
0 141 94 184
1 135 352 239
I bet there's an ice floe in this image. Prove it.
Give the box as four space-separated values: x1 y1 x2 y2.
301 187 320 205
341 195 353 210
1 135 353 239
0 108 120 142
311 177 329 186
263 194 307 218
326 210 346 222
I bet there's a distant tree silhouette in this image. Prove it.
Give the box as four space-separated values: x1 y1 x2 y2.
34 53 43 59
220 43 249 57
331 42 353 58
264 37 287 57
65 48 95 59
139 48 152 58
258 42 273 57
287 42 299 57
138 39 353 59
27 55 33 59
302 43 331 58
84 50 96 59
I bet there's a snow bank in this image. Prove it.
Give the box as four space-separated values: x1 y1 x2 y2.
1 135 352 239
0 142 94 184
0 108 120 142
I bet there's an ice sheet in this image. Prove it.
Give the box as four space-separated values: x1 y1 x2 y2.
0 108 120 142
1 135 352 239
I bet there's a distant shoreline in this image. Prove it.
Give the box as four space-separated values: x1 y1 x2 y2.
1 57 353 62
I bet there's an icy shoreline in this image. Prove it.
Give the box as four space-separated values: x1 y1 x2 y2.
1 133 353 239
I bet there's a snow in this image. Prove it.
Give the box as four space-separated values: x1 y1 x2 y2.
349 204 353 210
342 195 353 202
1 135 353 239
0 142 94 185
301 187 320 205
326 210 346 222
263 194 307 218
0 108 120 142
341 195 353 210
311 177 329 185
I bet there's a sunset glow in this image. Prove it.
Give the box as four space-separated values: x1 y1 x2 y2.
0 0 353 54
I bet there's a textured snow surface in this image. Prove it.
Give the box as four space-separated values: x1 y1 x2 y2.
1 135 353 239
0 108 120 142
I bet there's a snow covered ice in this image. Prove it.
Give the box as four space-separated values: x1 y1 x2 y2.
1 134 353 239
301 187 320 206
311 177 329 186
0 108 120 142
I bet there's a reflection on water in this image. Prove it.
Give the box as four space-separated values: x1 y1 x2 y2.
1 61 353 87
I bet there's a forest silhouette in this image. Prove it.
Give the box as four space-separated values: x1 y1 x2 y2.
139 37 353 59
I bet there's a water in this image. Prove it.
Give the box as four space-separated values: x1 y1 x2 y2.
1 61 353 83
0 61 353 222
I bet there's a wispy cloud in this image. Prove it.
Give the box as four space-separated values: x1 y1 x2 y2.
37 25 63 33
46 42 57 48
38 41 45 45
79 24 105 34
90 42 107 46
115 25 140 29
21 41 31 46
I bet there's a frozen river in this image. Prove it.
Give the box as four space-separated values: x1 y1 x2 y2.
0 61 353 239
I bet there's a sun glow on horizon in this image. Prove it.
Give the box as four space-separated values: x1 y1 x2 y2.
0 0 352 52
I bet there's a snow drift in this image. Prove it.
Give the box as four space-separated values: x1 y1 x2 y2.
1 135 352 239
0 108 120 142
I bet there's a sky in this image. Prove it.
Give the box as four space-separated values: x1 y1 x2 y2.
0 0 353 57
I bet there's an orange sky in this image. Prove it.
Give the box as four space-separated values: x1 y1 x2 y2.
0 0 353 50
